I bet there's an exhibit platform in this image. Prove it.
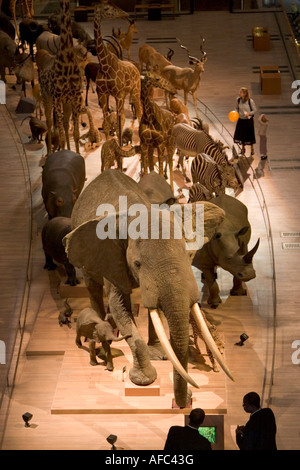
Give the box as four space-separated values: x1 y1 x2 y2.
25 280 228 416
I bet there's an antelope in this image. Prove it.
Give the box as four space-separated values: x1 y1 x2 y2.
161 37 207 117
138 44 172 73
112 19 138 60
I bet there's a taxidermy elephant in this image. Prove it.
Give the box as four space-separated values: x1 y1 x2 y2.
42 216 79 286
137 171 177 206
76 307 130 370
41 150 86 218
192 194 260 308
64 170 233 408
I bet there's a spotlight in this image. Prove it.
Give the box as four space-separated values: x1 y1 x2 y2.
235 333 249 346
22 412 33 427
107 434 117 450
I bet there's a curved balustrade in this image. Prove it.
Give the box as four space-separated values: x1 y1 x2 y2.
0 105 33 447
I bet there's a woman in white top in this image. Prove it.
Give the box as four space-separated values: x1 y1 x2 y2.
233 87 257 156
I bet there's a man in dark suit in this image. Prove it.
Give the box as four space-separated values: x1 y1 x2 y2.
236 392 277 450
164 408 212 450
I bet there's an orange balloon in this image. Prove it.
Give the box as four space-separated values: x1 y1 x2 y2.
228 110 239 122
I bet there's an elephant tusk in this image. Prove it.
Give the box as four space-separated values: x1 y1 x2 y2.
149 309 199 389
191 303 235 382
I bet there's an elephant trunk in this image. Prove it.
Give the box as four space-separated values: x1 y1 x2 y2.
150 310 198 389
150 301 234 408
151 296 195 408
107 333 131 342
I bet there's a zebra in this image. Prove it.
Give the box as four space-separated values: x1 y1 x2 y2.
190 153 231 196
172 123 239 190
188 182 214 203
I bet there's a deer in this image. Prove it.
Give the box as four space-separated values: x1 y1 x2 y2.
112 19 138 60
161 37 207 118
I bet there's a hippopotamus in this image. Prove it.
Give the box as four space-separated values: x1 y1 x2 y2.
41 150 85 218
42 216 79 286
192 194 260 308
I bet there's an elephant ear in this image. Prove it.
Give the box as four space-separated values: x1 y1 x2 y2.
180 202 225 261
63 217 132 294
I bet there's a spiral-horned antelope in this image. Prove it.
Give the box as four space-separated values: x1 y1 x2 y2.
161 37 207 117
112 18 138 60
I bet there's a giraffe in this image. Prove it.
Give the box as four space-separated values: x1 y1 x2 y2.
79 106 102 151
138 72 177 189
10 0 34 39
100 138 140 172
36 0 83 154
93 0 142 142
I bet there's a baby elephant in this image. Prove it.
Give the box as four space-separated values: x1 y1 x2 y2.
75 308 130 370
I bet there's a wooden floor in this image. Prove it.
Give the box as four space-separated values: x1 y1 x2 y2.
1 8 300 450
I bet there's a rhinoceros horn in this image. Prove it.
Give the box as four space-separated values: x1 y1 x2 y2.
243 238 260 264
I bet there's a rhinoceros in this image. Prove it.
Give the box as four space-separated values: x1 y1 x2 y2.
42 150 85 218
192 194 259 308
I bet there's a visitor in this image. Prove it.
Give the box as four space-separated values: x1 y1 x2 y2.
164 408 212 450
233 87 257 156
236 391 277 450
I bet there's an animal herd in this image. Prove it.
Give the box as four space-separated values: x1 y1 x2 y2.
0 1 261 405
0 0 241 201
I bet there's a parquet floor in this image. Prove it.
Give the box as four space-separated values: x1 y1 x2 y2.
1 7 300 450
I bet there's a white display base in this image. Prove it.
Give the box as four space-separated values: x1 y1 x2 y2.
26 291 228 416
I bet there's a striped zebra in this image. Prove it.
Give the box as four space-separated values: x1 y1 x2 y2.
172 123 239 190
188 182 213 203
190 153 231 196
